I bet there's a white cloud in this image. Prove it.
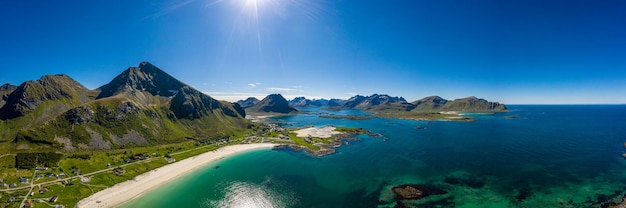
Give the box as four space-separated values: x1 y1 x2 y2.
266 87 303 92
202 91 266 102
248 82 261 87
224 82 232 85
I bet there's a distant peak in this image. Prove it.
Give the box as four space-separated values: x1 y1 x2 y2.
1 83 17 89
268 94 285 99
96 62 186 99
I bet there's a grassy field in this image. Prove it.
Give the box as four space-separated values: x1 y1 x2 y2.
0 122 366 207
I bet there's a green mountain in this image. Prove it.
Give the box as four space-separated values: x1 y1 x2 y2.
1 62 248 151
0 83 17 109
410 96 449 112
0 74 94 120
245 94 297 114
340 94 507 118
344 94 414 112
236 97 260 108
411 96 507 112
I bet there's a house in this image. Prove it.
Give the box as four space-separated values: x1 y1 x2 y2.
39 188 49 194
45 173 55 178
7 196 15 203
49 195 58 202
36 166 48 171
24 200 33 208
107 163 112 168
35 174 43 179
9 183 17 188
19 178 28 184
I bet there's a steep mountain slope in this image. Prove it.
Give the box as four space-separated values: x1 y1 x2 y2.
246 94 297 114
237 97 260 108
97 62 185 99
436 96 507 112
0 74 93 120
326 98 345 107
410 96 449 112
289 97 344 107
0 83 17 108
344 94 414 111
289 97 309 107
3 62 248 151
343 95 367 109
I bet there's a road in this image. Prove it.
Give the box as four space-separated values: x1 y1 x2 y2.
1 142 222 192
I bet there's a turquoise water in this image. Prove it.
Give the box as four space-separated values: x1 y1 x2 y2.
121 105 626 207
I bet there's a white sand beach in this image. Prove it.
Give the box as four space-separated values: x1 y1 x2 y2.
76 143 276 208
293 126 339 138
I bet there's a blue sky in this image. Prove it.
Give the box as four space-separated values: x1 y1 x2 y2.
1 0 625 104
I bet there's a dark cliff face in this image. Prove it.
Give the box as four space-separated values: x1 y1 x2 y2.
288 97 343 107
343 94 412 111
247 94 297 114
169 86 244 119
97 62 185 99
0 83 17 108
343 95 367 109
0 74 92 120
97 62 245 120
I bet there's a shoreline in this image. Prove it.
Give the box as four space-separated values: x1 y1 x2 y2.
76 143 277 208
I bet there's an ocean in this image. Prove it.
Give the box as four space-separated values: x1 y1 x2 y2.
120 105 626 207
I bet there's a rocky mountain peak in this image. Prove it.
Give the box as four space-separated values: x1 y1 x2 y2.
246 94 297 114
1 83 17 91
0 74 91 120
237 97 260 108
97 62 185 99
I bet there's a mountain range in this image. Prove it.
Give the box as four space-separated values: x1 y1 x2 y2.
237 94 506 120
260 94 506 113
2 62 507 151
0 62 247 151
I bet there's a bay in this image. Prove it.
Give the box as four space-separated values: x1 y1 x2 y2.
121 105 626 207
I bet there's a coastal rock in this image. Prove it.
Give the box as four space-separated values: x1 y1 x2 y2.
391 184 447 200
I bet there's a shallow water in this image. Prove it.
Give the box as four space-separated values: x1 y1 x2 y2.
121 105 626 207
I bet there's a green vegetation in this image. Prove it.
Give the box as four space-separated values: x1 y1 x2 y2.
335 127 370 134
15 152 63 169
288 133 320 151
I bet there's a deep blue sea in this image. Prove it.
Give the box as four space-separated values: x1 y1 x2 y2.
121 105 626 207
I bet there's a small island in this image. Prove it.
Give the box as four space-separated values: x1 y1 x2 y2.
271 126 374 156
319 115 371 120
